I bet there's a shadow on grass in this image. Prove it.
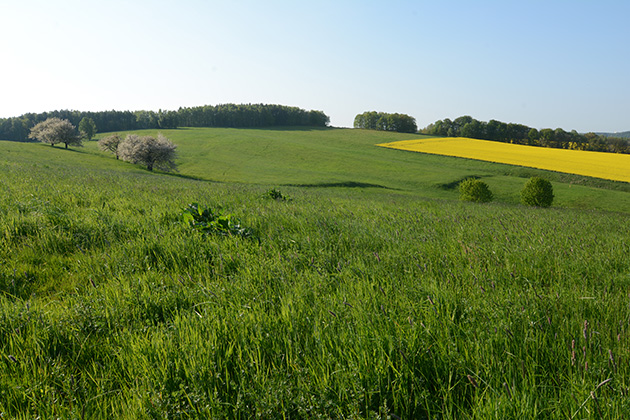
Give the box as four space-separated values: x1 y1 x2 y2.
435 175 483 190
37 144 85 152
165 172 215 182
286 181 392 189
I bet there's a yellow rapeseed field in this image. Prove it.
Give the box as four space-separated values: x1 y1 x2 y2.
378 137 630 183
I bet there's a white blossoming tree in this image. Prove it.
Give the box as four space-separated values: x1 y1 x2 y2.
98 134 123 159
28 118 82 149
118 133 177 171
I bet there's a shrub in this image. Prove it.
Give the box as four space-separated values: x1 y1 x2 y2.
459 178 493 203
264 188 288 201
521 177 554 207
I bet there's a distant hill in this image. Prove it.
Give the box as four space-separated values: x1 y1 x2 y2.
597 131 630 138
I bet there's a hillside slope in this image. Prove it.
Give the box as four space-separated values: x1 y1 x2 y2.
82 127 630 213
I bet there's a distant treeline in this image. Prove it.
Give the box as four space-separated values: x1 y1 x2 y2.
353 111 417 133
599 131 630 139
0 104 330 142
422 116 630 154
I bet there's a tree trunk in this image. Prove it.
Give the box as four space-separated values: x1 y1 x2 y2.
65 143 68 149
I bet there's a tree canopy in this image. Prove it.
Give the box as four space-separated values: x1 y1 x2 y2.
79 117 97 140
353 111 417 133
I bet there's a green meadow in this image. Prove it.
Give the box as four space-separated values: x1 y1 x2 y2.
84 127 630 212
2 127 630 418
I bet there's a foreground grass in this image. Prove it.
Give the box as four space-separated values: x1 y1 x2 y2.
2 139 630 418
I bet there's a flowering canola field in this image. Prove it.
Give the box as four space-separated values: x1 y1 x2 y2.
378 137 630 182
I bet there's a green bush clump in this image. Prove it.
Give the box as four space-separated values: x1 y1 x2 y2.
459 178 493 203
264 188 288 201
181 203 253 237
521 177 554 207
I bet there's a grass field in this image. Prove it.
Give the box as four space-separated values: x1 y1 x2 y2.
83 127 630 213
2 128 630 418
378 136 630 183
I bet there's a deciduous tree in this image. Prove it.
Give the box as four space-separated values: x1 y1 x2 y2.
79 117 97 140
98 134 123 159
28 118 82 149
118 133 177 171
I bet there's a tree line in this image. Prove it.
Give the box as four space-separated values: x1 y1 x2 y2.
353 111 417 133
0 104 330 142
178 104 330 128
422 116 630 154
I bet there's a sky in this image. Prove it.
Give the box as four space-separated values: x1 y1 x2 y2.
1 0 628 132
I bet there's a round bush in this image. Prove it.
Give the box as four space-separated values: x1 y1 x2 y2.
459 178 493 203
521 177 554 207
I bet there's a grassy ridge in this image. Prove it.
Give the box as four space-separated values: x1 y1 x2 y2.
2 132 630 418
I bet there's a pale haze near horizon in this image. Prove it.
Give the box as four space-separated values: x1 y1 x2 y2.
1 0 628 133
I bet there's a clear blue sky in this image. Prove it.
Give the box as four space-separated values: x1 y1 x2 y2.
1 0 628 132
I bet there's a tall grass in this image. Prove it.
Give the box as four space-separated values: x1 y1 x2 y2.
1 139 630 418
